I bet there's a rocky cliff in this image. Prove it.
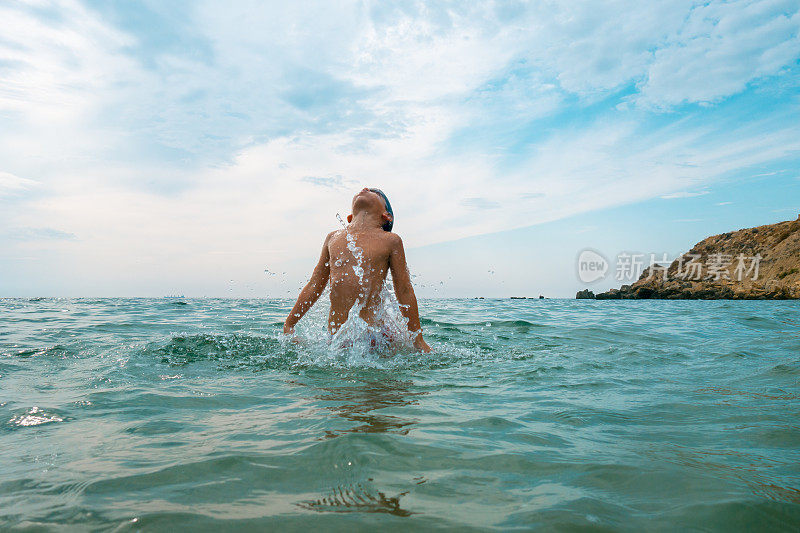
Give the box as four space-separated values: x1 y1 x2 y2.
578 215 800 300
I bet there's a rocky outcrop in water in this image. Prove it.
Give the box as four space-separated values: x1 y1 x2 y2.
578 215 800 300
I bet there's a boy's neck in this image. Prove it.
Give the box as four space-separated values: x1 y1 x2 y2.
348 210 382 231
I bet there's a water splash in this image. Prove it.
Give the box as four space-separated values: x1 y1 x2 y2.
278 211 426 365
345 231 365 283
286 281 419 368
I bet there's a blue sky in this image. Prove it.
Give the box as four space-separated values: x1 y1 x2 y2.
0 0 798 297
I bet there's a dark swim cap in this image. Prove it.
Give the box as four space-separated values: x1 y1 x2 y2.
369 188 393 232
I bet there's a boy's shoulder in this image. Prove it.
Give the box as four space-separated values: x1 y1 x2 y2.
383 231 402 245
326 228 402 245
375 231 403 251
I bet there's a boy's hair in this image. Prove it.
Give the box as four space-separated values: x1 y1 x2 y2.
369 188 394 232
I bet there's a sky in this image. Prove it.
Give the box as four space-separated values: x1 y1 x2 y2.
0 0 799 298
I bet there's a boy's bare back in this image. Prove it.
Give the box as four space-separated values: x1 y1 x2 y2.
283 188 430 352
326 227 398 331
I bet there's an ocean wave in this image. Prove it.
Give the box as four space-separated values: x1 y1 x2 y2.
153 333 283 367
420 318 543 329
144 332 492 372
9 345 75 359
7 406 66 428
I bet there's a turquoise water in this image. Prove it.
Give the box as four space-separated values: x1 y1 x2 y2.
1 298 799 531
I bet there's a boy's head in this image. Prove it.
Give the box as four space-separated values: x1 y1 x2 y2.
350 187 394 231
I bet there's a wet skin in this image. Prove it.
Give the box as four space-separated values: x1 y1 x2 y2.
326 227 395 332
284 189 430 352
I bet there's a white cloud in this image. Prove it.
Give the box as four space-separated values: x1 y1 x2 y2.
5 227 77 241
460 198 502 210
522 1 694 95
0 171 38 197
637 0 800 107
1 0 799 295
660 191 710 199
14 112 797 291
0 0 134 118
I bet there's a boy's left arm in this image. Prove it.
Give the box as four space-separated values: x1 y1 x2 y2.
389 234 431 353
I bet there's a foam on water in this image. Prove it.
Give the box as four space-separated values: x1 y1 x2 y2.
285 283 423 369
282 216 424 368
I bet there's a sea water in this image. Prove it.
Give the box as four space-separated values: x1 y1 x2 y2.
1 297 799 530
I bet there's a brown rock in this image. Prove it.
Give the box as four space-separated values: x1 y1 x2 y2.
594 215 800 300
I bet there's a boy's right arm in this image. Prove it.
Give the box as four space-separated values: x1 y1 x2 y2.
283 232 333 334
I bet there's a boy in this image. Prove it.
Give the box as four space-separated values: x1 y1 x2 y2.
283 187 431 353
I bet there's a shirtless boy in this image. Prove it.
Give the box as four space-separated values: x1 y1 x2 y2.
283 187 431 353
